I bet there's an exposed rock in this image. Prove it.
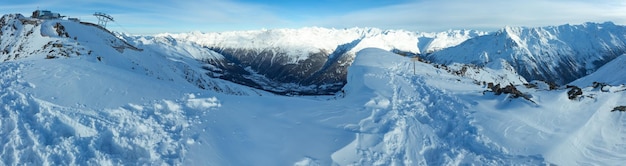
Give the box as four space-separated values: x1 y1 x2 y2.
566 85 583 100
490 83 502 95
485 83 532 101
502 84 523 98
524 80 558 90
54 22 69 37
612 106 626 112
524 83 537 89
592 82 610 92
545 81 559 90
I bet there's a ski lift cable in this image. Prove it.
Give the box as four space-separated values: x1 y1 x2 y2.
113 21 133 35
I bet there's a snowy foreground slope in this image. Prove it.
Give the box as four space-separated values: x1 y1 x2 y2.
3 43 626 165
2 13 626 165
337 48 626 165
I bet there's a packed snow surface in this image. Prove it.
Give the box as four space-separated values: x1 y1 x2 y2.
1 14 626 165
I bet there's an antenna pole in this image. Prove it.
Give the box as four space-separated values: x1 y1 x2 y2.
411 57 419 75
93 12 114 28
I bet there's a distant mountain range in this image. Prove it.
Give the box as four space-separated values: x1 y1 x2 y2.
141 22 626 94
426 22 626 85
134 28 484 95
3 13 626 95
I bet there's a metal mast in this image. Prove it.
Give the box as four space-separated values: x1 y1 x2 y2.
93 12 114 28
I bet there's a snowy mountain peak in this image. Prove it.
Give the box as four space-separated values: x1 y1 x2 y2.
145 27 485 95
0 13 142 61
162 26 422 59
427 22 626 85
418 29 487 54
0 13 264 98
500 26 524 44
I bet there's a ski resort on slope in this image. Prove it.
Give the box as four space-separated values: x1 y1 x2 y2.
1 10 626 165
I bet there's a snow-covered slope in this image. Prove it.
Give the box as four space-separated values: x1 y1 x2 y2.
145 27 483 95
418 29 487 54
336 48 626 165
0 14 252 165
335 48 545 165
571 54 626 86
2 12 626 165
0 14 260 97
426 22 626 85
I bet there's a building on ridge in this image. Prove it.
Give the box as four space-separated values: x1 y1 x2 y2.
31 10 64 19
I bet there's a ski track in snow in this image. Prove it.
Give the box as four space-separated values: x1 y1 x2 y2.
333 48 544 165
367 64 541 165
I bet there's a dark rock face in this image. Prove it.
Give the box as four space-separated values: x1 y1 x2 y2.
612 106 626 112
592 82 610 92
567 85 583 100
204 46 354 95
487 83 528 100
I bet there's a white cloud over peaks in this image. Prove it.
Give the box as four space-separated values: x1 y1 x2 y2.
108 0 289 34
0 0 288 34
165 0 285 25
308 0 626 32
2 0 624 34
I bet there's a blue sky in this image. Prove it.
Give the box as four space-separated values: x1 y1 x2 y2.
2 0 625 34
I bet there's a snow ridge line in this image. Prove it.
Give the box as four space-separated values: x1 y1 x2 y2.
351 60 546 165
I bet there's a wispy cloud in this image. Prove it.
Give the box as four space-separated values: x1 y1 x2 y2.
96 0 291 34
2 0 625 34
305 0 626 32
1 0 289 34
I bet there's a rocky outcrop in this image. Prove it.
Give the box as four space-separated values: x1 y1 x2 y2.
567 85 583 100
486 83 532 101
592 82 611 92
612 106 626 112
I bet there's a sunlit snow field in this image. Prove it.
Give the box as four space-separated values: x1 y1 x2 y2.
1 14 626 165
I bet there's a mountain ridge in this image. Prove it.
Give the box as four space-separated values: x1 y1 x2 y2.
144 27 485 95
425 21 626 85
0 13 264 97
5 12 626 94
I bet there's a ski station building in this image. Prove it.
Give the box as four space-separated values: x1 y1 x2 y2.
31 10 63 19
